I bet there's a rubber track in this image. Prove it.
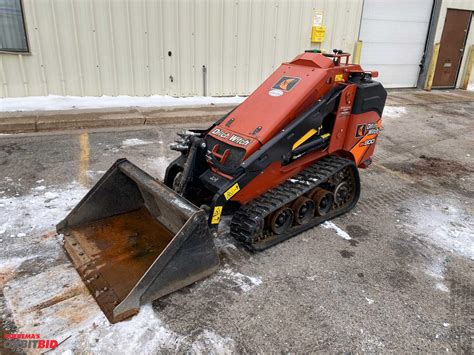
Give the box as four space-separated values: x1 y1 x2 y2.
230 155 358 251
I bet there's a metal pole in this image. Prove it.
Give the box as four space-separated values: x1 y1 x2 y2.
202 65 207 96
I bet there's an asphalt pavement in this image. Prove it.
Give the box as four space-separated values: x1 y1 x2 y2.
0 89 472 353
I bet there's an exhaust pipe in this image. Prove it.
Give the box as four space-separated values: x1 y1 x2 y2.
57 159 219 323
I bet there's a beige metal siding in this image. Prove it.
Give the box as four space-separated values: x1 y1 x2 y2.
0 0 363 98
434 0 474 88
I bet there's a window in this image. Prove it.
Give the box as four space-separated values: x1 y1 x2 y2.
0 0 29 53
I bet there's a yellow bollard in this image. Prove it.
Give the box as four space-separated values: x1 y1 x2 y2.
425 43 440 91
79 132 90 186
353 40 363 65
460 45 474 90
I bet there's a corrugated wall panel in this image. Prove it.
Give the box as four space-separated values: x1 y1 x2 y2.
3 54 24 97
129 1 147 96
178 0 196 96
0 56 5 97
232 0 245 94
93 0 114 96
0 0 363 98
146 1 162 95
74 0 100 96
193 1 206 96
55 0 81 95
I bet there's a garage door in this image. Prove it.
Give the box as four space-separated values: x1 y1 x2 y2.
359 0 433 88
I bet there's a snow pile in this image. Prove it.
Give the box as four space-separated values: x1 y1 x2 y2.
66 304 183 354
0 183 88 238
3 264 97 341
121 138 153 147
63 305 236 354
321 221 351 240
405 198 473 260
383 106 407 118
5 270 235 355
0 95 246 112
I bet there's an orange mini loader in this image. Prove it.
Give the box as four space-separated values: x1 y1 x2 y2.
57 50 386 322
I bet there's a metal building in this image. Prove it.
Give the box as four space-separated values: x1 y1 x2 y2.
0 0 363 97
0 0 473 98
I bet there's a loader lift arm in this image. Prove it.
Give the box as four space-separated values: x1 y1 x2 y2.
166 86 345 227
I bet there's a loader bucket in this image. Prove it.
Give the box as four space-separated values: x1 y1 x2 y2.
57 159 219 323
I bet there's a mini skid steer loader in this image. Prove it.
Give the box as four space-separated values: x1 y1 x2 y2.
57 50 386 323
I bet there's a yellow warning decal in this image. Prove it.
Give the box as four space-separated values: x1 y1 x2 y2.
292 129 318 150
224 183 240 200
211 206 223 224
335 74 344 82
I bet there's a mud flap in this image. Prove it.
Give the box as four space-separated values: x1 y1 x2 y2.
57 159 219 323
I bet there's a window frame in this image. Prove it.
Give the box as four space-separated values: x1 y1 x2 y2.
0 0 31 55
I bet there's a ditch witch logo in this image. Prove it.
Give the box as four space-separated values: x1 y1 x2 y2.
210 128 251 146
1 333 58 351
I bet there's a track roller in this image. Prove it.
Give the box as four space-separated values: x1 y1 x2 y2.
309 187 334 216
270 206 294 234
292 197 315 225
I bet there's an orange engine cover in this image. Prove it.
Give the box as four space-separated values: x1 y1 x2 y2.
207 53 362 160
200 52 385 205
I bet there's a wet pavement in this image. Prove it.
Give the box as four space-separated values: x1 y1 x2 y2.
0 90 473 353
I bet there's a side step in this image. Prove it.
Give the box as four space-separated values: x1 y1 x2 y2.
57 159 219 323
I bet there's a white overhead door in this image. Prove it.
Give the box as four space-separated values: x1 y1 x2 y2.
359 0 433 88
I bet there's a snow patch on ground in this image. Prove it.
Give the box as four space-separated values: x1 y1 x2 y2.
436 283 449 292
321 221 351 240
218 267 263 293
0 181 236 353
61 304 182 354
145 156 174 180
0 256 37 286
383 106 407 118
121 138 153 147
48 304 235 354
190 329 235 354
425 258 445 280
0 95 246 112
44 191 59 200
0 183 88 238
424 258 449 293
86 170 106 179
3 264 234 354
404 198 473 260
